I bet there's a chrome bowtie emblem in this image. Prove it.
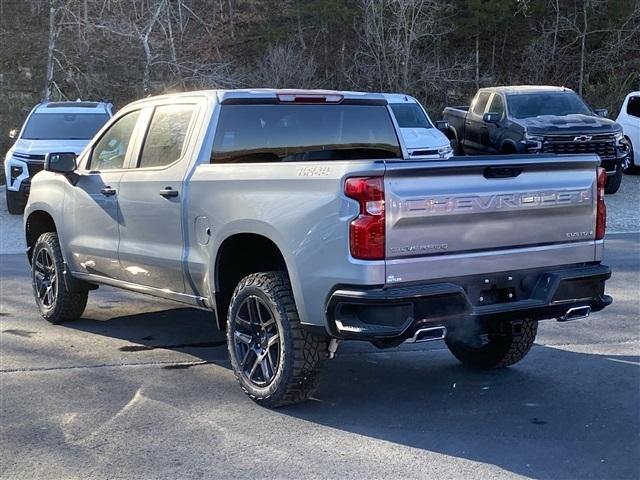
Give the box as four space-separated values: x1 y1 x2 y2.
573 135 592 142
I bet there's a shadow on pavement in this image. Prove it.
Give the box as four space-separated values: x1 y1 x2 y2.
64 306 640 479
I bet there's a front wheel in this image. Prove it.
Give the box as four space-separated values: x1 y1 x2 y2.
604 168 623 194
227 271 326 407
445 319 538 369
32 232 88 323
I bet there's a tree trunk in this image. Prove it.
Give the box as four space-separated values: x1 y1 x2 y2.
475 34 480 90
43 3 56 101
579 0 588 96
296 0 306 50
142 33 152 96
551 0 559 63
227 0 235 39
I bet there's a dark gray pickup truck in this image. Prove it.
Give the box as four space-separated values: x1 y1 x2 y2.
442 86 630 194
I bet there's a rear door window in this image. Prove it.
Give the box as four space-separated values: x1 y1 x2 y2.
138 104 196 168
211 104 401 163
627 96 640 118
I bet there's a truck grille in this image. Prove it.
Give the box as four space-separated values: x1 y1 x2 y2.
13 152 46 161
541 134 616 158
27 161 44 177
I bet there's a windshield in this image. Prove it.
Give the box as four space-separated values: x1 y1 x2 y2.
22 113 110 140
507 92 593 119
390 103 432 128
211 104 401 163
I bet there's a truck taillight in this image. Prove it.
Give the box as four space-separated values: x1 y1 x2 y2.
596 167 607 240
345 177 385 260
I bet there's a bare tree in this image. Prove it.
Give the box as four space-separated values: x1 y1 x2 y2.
253 42 319 89
353 0 451 92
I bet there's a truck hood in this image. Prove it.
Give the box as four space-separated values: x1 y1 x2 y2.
11 138 90 157
400 127 450 150
520 114 622 136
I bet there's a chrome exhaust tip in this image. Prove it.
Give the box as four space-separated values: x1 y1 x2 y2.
559 306 591 322
405 326 447 344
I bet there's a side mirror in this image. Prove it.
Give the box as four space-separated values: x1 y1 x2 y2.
594 108 608 118
8 129 18 140
435 120 450 131
44 152 77 173
483 112 501 124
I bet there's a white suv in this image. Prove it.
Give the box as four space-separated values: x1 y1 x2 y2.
4 100 113 213
384 94 454 160
617 92 640 175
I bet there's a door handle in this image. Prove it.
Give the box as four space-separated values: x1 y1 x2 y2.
100 186 116 196
159 187 179 198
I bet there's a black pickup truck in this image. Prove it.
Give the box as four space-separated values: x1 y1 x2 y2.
442 86 630 193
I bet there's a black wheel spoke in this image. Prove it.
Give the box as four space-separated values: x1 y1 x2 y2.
259 356 271 381
267 333 279 348
234 331 252 345
241 347 255 370
249 355 262 380
233 294 281 387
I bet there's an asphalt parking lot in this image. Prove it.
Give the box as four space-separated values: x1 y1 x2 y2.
1 178 639 479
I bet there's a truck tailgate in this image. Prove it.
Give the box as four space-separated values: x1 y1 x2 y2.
384 154 601 285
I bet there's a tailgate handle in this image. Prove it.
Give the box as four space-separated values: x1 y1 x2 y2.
484 166 523 179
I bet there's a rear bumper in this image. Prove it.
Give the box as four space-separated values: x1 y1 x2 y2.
325 263 612 341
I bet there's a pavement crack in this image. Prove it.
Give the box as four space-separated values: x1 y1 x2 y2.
0 360 215 374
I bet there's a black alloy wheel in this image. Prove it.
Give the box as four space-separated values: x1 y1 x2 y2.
33 247 58 311
232 295 282 387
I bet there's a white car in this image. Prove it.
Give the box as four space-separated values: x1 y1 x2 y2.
4 100 113 213
616 91 640 174
384 94 454 160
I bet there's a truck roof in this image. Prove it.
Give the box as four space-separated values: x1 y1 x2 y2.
126 89 390 108
34 100 112 115
478 85 575 95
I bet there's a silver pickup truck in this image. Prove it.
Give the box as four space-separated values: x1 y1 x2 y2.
24 89 612 407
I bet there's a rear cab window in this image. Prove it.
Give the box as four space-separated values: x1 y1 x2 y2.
211 103 401 163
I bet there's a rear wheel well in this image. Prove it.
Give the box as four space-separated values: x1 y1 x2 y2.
25 211 57 263
215 234 287 330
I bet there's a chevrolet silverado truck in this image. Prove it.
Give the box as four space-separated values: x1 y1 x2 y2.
442 86 630 194
24 89 612 407
4 100 113 214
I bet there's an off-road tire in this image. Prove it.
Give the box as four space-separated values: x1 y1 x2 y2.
32 232 88 324
604 168 623 194
445 319 538 369
622 138 640 175
6 188 25 215
227 271 326 408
